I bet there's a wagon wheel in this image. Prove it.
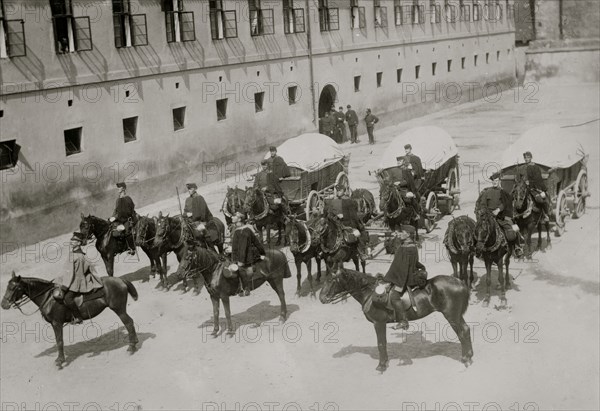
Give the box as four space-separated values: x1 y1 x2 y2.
305 190 322 219
554 190 568 237
334 172 350 197
422 192 438 233
446 166 460 214
573 170 588 219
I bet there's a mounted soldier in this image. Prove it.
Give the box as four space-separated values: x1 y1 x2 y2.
403 144 424 187
378 226 426 330
385 156 421 220
267 146 291 181
109 182 137 255
184 183 213 223
323 189 370 262
519 151 550 222
475 175 524 258
254 160 291 215
55 232 103 324
229 213 266 296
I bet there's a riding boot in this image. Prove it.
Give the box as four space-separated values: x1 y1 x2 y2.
390 293 409 330
126 235 136 255
64 291 83 325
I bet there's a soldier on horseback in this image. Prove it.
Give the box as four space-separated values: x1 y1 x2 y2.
254 160 291 215
324 190 370 262
109 182 137 255
56 232 103 324
184 183 213 225
229 213 266 296
519 151 550 223
475 175 525 258
379 226 425 330
385 156 422 220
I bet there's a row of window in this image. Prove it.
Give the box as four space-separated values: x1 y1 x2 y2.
353 49 510 90
0 0 512 58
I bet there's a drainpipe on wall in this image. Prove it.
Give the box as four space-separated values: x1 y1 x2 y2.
558 0 564 40
305 0 317 126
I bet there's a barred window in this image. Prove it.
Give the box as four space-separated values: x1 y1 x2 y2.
412 1 425 24
113 0 148 48
50 0 93 53
473 1 481 21
283 1 305 34
164 0 196 43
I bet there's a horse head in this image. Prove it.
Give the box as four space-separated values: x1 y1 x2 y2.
454 218 475 254
379 182 404 214
512 176 529 210
319 269 354 304
475 209 494 250
135 216 153 247
1 272 25 310
175 243 200 280
154 213 171 247
79 213 101 245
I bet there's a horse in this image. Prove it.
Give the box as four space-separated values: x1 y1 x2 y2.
285 216 323 296
512 177 551 258
351 188 377 224
134 216 169 286
474 210 512 308
379 182 419 239
319 269 473 372
222 186 247 225
176 246 291 336
189 216 226 254
312 213 366 275
153 213 189 288
1 271 139 368
243 187 287 246
79 214 148 277
444 216 476 292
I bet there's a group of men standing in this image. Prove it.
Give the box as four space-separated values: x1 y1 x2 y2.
319 105 379 145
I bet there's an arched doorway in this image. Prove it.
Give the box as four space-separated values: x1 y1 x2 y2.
318 84 337 118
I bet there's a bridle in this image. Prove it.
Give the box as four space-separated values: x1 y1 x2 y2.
289 220 314 254
135 217 155 247
4 280 54 316
222 190 244 219
324 273 372 304
245 188 269 221
317 216 344 255
381 184 404 219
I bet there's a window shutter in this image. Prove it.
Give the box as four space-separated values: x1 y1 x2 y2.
294 8 305 32
131 14 148 46
179 11 195 41
223 10 237 38
6 20 26 57
73 16 92 51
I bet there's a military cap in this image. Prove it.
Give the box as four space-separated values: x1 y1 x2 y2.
70 232 85 242
346 104 351 109
186 183 198 189
339 106 343 110
116 182 127 189
523 151 532 158
404 144 412 150
269 146 277 152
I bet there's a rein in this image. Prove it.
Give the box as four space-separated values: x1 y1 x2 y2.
247 190 270 221
319 218 344 255
476 216 505 253
382 185 404 219
290 221 313 254
328 279 372 304
136 219 156 247
11 282 55 316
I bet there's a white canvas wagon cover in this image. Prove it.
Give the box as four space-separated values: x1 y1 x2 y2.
379 126 458 170
500 125 586 170
264 133 346 172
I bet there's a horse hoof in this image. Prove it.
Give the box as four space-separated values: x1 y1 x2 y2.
375 363 388 372
505 283 512 290
226 330 235 337
127 345 137 354
310 292 317 300
279 315 287 324
211 330 219 337
463 358 473 367
55 358 65 367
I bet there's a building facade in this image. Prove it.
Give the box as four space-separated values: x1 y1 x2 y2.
0 0 516 245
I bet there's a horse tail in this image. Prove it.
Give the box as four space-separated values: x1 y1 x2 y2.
124 279 139 301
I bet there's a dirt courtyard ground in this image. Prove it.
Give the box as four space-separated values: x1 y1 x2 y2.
1 83 599 411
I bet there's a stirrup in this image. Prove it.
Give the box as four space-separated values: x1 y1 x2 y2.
392 320 409 330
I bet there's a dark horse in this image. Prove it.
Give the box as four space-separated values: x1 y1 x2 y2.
444 216 476 292
474 210 513 308
379 182 419 239
243 187 287 246
222 186 247 225
313 213 366 275
512 177 551 258
153 213 190 289
80 214 148 277
319 269 473 372
135 215 168 285
176 246 291 336
285 216 323 296
351 188 377 224
1 272 139 367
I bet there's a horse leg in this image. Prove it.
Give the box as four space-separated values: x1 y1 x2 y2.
352 253 359 271
451 257 458 278
497 255 507 305
361 257 366 274
103 252 115 277
469 254 475 291
482 260 492 308
52 322 66 367
116 309 138 353
374 321 389 372
295 258 303 296
315 256 323 283
210 296 221 336
545 221 552 250
222 296 234 335
443 315 474 367
504 248 512 291
305 259 315 298
268 278 288 323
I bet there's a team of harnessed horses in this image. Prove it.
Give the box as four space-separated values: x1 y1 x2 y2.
2 148 554 371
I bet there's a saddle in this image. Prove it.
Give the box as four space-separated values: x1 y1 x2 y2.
370 270 428 311
53 285 105 307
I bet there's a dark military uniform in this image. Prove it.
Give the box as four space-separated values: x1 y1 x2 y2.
364 112 379 144
268 155 291 181
475 186 517 241
254 170 283 196
384 167 421 215
184 192 213 222
231 225 265 267
324 198 369 260
404 153 424 181
520 163 547 192
319 115 335 139
113 196 136 224
332 110 346 143
345 108 359 143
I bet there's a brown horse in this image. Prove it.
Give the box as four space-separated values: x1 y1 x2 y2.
176 246 291 336
243 187 287 246
1 272 139 368
474 210 512 308
222 186 247 225
444 216 476 292
312 213 366 275
285 216 323 296
135 215 168 285
512 177 551 258
319 269 473 372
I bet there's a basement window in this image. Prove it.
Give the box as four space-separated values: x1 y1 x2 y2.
0 139 20 170
432 62 437 76
447 59 452 72
173 107 186 131
216 98 227 121
376 72 383 87
123 116 138 142
64 127 82 156
288 86 297 105
415 65 420 79
254 91 264 112
397 68 403 83
354 75 361 92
